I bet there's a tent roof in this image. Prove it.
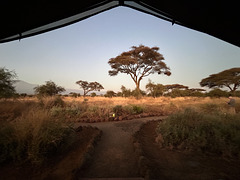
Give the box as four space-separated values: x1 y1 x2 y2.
0 1 239 47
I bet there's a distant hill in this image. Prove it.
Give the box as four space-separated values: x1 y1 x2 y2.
14 80 37 95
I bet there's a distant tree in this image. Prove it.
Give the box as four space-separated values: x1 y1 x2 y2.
108 45 171 96
164 84 189 91
0 67 17 98
116 92 123 97
189 88 206 92
120 85 132 97
146 80 165 97
34 81 65 96
188 88 206 97
90 92 97 97
200 68 240 93
131 88 146 97
69 92 79 98
104 90 116 98
76 80 104 97
166 89 190 98
164 84 191 97
206 88 229 98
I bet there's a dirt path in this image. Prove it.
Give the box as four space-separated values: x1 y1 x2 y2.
76 116 165 179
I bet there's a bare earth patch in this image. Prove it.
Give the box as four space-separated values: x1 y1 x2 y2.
76 117 163 179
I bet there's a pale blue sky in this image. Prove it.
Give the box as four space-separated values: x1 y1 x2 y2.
0 7 239 92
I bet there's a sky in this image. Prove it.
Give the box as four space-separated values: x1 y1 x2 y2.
0 7 239 93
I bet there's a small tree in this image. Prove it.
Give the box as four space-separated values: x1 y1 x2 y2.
0 67 17 98
146 80 165 97
104 90 116 98
34 81 65 96
108 45 171 95
76 80 104 97
120 85 131 97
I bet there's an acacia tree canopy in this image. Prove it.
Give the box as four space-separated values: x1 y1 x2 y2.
200 68 240 92
108 45 171 92
76 80 104 97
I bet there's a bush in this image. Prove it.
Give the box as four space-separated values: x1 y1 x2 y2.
132 105 144 114
122 105 144 115
206 89 229 98
113 105 123 116
157 108 240 158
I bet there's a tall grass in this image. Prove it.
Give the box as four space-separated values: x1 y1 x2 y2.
157 108 240 158
0 108 75 165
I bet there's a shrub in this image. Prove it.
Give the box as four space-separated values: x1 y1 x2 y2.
113 105 123 116
206 89 229 98
132 105 144 114
157 108 240 158
122 105 144 115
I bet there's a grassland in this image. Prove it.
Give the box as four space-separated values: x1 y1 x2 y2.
0 96 239 166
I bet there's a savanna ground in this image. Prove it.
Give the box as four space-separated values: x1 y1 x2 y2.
0 96 240 179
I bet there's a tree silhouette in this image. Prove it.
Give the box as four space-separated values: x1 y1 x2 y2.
76 80 104 97
108 45 171 95
200 67 240 92
34 81 65 96
0 67 17 98
105 90 116 98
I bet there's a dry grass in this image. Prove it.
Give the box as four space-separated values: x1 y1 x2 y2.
63 96 240 113
0 100 75 165
0 96 239 165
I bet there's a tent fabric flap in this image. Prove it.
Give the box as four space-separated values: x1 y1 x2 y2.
0 1 239 47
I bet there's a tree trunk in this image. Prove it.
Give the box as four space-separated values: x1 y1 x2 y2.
83 90 87 97
135 81 142 99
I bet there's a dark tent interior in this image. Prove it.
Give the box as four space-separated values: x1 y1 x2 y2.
0 1 239 47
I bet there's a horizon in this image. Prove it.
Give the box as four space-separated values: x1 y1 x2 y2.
1 7 239 93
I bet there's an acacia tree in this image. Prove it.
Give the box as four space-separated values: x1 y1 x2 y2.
76 80 104 97
200 67 240 92
108 45 171 94
0 67 17 98
34 81 65 96
164 84 189 91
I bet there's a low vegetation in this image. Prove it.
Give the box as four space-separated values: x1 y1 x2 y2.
0 96 239 166
157 108 240 158
0 101 75 165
